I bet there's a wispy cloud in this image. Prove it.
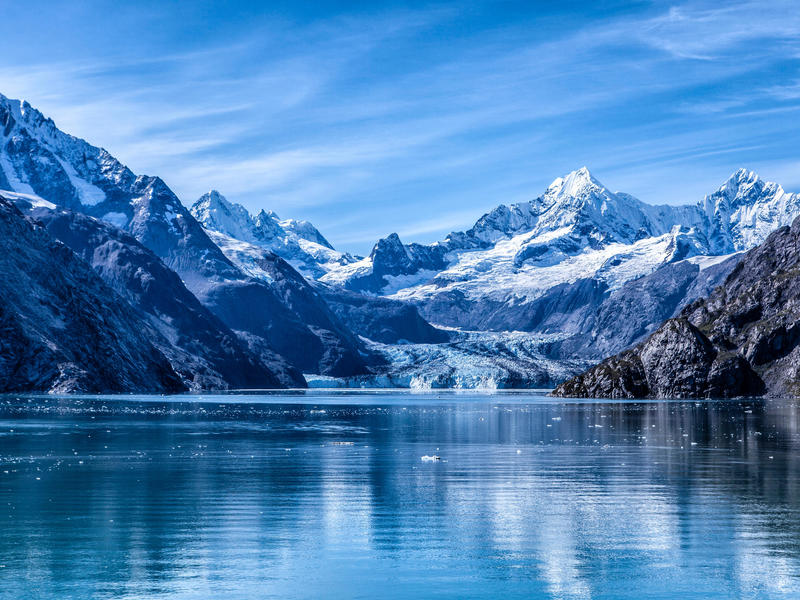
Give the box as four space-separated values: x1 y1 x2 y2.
635 2 800 60
2 0 799 252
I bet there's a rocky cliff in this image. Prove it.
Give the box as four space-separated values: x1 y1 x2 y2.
30 205 298 389
553 216 800 398
0 196 185 393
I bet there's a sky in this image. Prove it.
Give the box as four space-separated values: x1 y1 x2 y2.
1 0 799 253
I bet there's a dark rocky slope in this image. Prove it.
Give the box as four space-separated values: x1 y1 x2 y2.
207 247 370 377
553 218 800 398
0 96 366 378
318 285 450 345
0 196 185 394
553 256 740 360
31 206 298 389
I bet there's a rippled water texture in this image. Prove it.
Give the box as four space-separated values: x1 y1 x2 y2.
1 391 799 599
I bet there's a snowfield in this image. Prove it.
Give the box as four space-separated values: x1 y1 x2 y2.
390 227 701 305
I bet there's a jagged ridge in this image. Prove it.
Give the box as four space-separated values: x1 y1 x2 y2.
0 94 368 382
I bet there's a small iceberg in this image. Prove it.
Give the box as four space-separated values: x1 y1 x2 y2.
421 455 440 462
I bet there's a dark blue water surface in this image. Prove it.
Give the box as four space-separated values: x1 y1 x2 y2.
1 391 799 599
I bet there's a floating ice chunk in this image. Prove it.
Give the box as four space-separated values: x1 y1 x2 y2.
421 455 440 462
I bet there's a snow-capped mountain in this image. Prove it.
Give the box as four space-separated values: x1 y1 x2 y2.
320 166 698 296
452 166 685 249
699 168 800 254
4 90 800 391
190 190 356 278
321 168 800 324
0 93 368 382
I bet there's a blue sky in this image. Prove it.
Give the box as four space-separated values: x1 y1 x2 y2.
2 0 799 253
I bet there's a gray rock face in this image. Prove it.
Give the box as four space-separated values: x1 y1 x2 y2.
638 319 719 397
318 285 450 344
553 218 800 398
554 318 763 399
30 206 298 389
555 256 740 360
0 196 185 394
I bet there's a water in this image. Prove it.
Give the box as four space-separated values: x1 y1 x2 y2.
1 391 799 599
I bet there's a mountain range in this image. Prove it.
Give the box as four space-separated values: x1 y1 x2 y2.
2 92 800 393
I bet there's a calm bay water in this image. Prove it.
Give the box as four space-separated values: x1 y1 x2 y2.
0 391 799 599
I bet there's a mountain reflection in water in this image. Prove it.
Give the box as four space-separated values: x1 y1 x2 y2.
0 392 798 599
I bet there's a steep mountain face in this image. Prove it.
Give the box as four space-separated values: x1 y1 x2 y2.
699 169 800 254
0 94 365 379
553 216 800 398
204 229 370 376
317 285 451 345
0 195 185 394
190 190 355 279
20 202 299 389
